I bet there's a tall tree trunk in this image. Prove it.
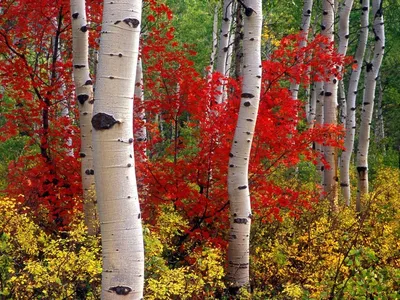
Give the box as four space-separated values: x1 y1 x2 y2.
374 78 385 146
215 0 233 104
356 0 385 212
340 0 369 205
225 1 236 77
134 56 147 159
289 0 313 100
70 0 97 235
315 81 325 177
208 4 219 77
337 0 354 126
321 0 339 209
92 0 144 298
227 0 262 293
233 5 243 79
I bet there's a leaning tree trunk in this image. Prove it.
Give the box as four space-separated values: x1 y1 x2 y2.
340 0 369 205
70 0 97 234
92 0 144 298
289 0 313 100
356 0 385 212
321 0 338 209
227 0 262 293
215 0 233 104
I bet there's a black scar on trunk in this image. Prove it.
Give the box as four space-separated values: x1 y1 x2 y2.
109 286 132 295
77 94 89 105
92 113 120 130
123 18 140 28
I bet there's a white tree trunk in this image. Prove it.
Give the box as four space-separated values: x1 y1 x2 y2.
315 81 325 177
308 82 317 127
70 0 96 235
356 0 385 212
289 0 313 100
227 0 262 292
321 0 338 208
215 0 233 104
92 0 144 298
234 5 243 79
374 78 385 144
337 0 354 124
340 0 369 205
134 56 147 158
225 1 236 77
208 4 219 77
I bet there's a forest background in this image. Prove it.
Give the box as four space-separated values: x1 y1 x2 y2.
0 0 399 299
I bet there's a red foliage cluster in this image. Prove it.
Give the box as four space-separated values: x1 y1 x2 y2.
135 3 346 247
0 0 82 228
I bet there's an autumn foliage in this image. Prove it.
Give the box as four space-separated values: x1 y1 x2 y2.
1 0 399 299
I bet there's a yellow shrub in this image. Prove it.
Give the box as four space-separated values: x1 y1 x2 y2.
0 197 101 299
250 167 400 299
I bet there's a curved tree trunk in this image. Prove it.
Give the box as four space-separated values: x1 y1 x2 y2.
340 0 369 205
70 0 97 234
92 0 144 298
356 0 385 212
227 0 262 293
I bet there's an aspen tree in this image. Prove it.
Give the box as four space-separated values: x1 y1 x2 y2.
374 79 385 145
70 0 97 235
215 0 232 103
340 0 369 205
289 0 313 100
234 5 243 79
208 4 219 77
227 0 262 292
91 0 144 298
356 0 385 212
321 0 338 208
337 0 354 126
134 56 147 158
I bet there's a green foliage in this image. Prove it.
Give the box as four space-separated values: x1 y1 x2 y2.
0 198 101 299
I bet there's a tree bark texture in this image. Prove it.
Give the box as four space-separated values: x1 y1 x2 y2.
227 0 262 291
215 0 233 104
356 0 385 212
321 0 338 209
208 4 219 77
340 0 369 205
290 0 313 100
70 0 97 234
92 0 144 298
134 56 147 158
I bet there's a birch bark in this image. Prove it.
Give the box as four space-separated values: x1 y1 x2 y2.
134 56 147 158
215 0 233 103
321 0 339 208
356 0 385 212
340 0 369 205
208 4 219 77
91 0 144 298
70 0 96 234
289 0 313 100
227 0 262 292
